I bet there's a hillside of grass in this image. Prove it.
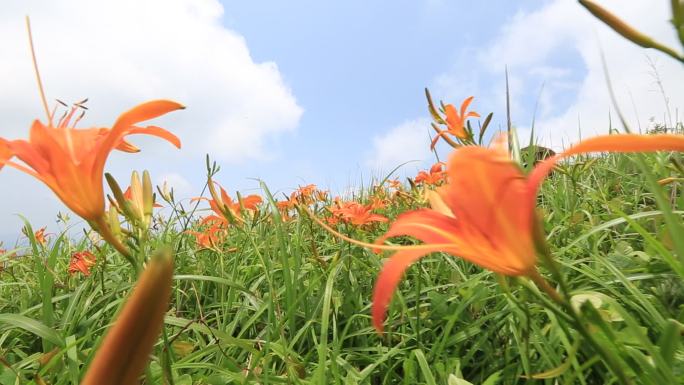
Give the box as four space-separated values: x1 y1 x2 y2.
0 145 683 384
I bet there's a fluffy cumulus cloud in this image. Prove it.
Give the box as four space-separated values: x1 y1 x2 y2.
365 118 434 173
155 173 193 201
1 0 302 160
0 0 302 241
370 0 684 166
469 0 684 149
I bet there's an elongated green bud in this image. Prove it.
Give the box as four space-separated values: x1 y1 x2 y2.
142 170 154 227
673 0 684 46
105 173 137 221
580 0 684 62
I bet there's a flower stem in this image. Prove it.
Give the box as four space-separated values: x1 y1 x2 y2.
530 257 633 385
91 217 140 275
527 268 563 304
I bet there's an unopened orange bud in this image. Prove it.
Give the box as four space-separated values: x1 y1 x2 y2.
82 249 174 385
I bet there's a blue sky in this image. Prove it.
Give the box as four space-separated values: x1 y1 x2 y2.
0 0 682 245
217 0 547 187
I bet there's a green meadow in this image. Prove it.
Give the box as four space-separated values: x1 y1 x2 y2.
1 1 684 384
1 141 683 384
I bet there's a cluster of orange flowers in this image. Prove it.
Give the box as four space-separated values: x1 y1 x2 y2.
3 71 684 338
187 183 263 249
275 184 328 221
7 8 682 381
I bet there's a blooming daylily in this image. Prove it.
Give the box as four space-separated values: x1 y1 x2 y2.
371 133 684 332
0 100 183 222
294 184 317 202
34 227 48 245
386 179 403 190
414 162 447 186
330 201 388 227
276 198 297 221
430 96 480 149
68 251 97 276
198 182 262 226
186 225 225 250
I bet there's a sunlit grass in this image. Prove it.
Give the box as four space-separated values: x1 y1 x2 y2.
0 146 682 384
0 3 683 383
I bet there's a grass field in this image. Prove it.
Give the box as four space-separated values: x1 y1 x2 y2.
1 139 683 384
1 2 684 383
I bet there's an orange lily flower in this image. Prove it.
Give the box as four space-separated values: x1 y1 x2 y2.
34 227 48 245
331 201 388 227
0 100 183 222
430 96 480 149
276 198 297 221
186 225 225 250
288 183 330 205
372 133 684 332
198 183 263 225
68 251 97 276
368 196 388 210
414 162 447 186
386 179 402 190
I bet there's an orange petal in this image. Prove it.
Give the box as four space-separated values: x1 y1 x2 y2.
528 134 684 200
11 132 51 175
563 133 684 155
29 122 100 219
94 101 184 183
442 146 530 241
459 96 474 117
114 138 141 153
425 189 454 218
372 247 454 332
113 100 185 132
376 209 464 248
444 104 459 122
240 195 263 210
0 139 11 170
127 125 182 149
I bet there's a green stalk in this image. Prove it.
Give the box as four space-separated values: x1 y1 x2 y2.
91 217 140 275
532 252 633 385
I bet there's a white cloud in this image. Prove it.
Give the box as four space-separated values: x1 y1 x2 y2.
476 0 684 149
155 172 193 200
0 171 68 246
365 118 434 173
0 0 302 239
381 0 684 156
0 0 302 160
369 0 684 182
